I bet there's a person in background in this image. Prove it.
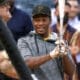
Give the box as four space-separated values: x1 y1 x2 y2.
51 0 71 27
51 2 76 45
7 0 33 41
70 31 80 80
51 0 80 31
67 0 80 30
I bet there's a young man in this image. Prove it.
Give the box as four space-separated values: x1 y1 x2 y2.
0 0 11 22
0 5 77 80
17 5 76 80
0 0 16 80
51 1 71 27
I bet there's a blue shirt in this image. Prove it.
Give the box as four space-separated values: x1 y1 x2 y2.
7 7 33 41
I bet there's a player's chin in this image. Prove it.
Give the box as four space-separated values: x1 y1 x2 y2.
37 30 46 35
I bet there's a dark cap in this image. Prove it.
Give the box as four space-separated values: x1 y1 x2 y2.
0 0 8 5
32 5 51 18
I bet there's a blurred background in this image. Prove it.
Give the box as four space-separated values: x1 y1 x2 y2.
15 0 55 16
15 0 80 16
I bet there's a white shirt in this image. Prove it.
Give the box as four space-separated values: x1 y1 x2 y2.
51 8 57 27
68 16 80 31
76 54 80 63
